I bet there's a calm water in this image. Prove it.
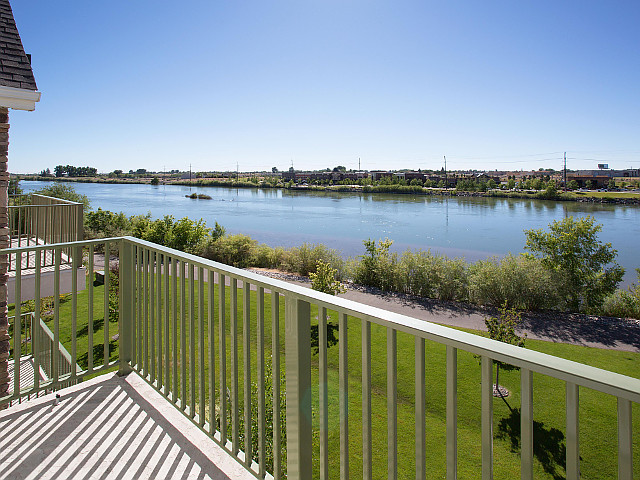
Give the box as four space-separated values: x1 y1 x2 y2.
23 181 640 285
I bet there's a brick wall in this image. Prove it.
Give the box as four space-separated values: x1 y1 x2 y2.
0 107 9 401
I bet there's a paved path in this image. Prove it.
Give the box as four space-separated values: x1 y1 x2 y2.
249 270 640 353
89 255 640 353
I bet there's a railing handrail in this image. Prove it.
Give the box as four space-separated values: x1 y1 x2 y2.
4 235 639 404
8 193 83 207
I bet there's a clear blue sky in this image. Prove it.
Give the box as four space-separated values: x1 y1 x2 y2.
8 0 640 174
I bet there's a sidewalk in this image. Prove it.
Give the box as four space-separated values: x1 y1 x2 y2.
249 269 640 353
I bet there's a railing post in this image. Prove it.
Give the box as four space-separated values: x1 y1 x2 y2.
119 239 134 376
285 295 312 480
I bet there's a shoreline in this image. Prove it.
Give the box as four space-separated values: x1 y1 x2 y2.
16 176 640 205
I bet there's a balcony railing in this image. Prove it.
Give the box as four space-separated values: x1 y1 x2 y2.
1 236 639 480
8 193 83 271
7 312 78 405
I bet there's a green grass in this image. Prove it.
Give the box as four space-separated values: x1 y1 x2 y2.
571 191 640 199
10 273 640 480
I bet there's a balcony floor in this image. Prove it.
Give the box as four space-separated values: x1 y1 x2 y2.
0 373 255 480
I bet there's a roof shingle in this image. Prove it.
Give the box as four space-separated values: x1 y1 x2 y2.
0 0 36 90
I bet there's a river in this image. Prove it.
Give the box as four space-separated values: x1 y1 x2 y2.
22 181 640 285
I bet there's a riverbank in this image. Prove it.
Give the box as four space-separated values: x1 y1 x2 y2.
16 175 640 204
248 268 640 352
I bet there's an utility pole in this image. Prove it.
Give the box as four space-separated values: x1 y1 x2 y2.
237 161 239 181
563 152 567 191
358 157 361 171
444 155 447 189
189 163 192 183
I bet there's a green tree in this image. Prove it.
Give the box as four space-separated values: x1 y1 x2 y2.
484 302 526 395
585 180 592 190
608 178 616 190
567 179 579 191
524 216 624 311
150 176 160 185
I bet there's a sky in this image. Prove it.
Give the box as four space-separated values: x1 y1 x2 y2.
7 0 640 174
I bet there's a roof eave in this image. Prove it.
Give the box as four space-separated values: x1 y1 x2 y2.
0 85 40 111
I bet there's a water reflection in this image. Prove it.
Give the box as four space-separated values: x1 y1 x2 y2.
22 181 640 285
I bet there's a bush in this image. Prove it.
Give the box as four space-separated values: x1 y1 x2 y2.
468 254 559 310
397 250 468 301
352 238 399 291
85 208 131 239
202 234 258 268
281 243 345 279
600 269 640 319
310 260 346 295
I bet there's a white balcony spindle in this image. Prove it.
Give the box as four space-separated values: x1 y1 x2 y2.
339 312 349 480
271 292 281 480
566 382 580 480
219 273 227 446
243 281 252 466
208 269 216 437
617 397 633 480
388 327 398 480
481 356 493 480
362 318 372 480
446 345 457 480
415 336 426 480
285 296 312 480
231 277 239 454
520 368 533 480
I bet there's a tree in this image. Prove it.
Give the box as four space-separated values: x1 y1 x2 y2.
272 166 278 173
585 180 592 190
484 303 526 396
150 176 160 185
524 215 624 311
608 178 616 190
567 179 579 191
8 178 22 196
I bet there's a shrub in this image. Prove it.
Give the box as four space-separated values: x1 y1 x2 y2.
600 269 640 319
352 238 399 291
281 243 345 279
396 250 468 301
468 254 559 310
85 208 131 239
202 234 258 267
310 260 346 296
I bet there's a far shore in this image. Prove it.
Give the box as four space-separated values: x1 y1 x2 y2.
15 175 640 205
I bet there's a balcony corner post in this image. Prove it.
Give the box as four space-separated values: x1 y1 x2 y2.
118 239 134 376
285 295 312 480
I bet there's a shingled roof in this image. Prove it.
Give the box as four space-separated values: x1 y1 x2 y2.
0 0 36 90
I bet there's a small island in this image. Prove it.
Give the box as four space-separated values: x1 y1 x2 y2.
186 193 212 199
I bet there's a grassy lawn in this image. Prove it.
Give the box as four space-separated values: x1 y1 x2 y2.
571 191 640 199
10 273 640 480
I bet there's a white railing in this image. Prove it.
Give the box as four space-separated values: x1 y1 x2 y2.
2 236 638 480
8 193 83 271
7 312 77 405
